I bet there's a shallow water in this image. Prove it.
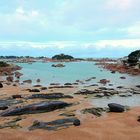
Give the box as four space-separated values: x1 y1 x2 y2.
15 62 140 86
90 95 140 107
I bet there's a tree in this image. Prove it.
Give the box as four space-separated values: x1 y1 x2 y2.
0 61 9 67
128 50 140 66
52 54 74 60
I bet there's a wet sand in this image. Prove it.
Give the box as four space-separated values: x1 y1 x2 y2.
0 84 140 140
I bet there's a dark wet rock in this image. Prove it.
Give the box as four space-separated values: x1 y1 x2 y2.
137 116 140 122
29 118 80 131
29 89 40 92
23 79 32 84
82 107 109 117
120 76 126 79
33 85 42 87
41 87 47 90
28 93 73 99
108 103 125 112
0 101 70 116
72 82 79 85
99 87 108 90
6 76 14 82
50 83 61 86
52 64 65 67
12 95 22 99
74 89 96 95
111 71 116 74
109 84 113 86
0 116 22 129
0 106 8 110
117 86 124 89
0 82 3 88
73 119 80 126
133 90 140 94
36 79 40 83
136 85 140 88
64 83 72 85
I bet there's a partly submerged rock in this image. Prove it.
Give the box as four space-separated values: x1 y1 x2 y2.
29 118 80 131
28 93 73 99
108 103 125 112
52 64 65 67
0 101 70 116
23 79 32 84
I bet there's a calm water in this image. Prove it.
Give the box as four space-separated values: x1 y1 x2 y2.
16 62 140 86
91 95 140 107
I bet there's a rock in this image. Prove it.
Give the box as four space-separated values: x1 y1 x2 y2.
99 79 110 85
99 87 108 90
15 80 19 83
0 101 70 116
74 89 95 95
108 103 125 112
28 93 73 99
95 93 104 98
49 86 74 89
109 84 113 86
50 83 61 86
29 89 40 92
133 90 140 94
117 86 124 89
52 64 65 67
0 83 3 88
111 71 116 74
0 106 8 110
36 79 40 83
137 116 140 122
40 87 47 90
72 83 79 85
33 85 42 87
60 112 75 117
12 95 22 99
6 76 14 82
136 85 140 88
73 119 80 126
15 72 23 79
29 118 80 131
64 83 72 85
120 76 126 79
82 107 109 117
23 80 32 84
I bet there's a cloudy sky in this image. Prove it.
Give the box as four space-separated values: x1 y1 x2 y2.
0 0 140 57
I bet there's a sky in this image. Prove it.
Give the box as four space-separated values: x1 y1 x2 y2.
0 0 140 58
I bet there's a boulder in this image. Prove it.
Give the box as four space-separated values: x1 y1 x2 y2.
0 101 70 116
136 85 140 88
29 118 80 131
28 93 73 99
108 103 125 112
0 106 8 110
64 83 72 85
52 64 65 67
23 80 32 84
36 79 40 83
6 76 14 82
40 87 47 90
99 79 110 85
29 89 40 92
12 95 22 99
120 77 126 79
15 72 23 79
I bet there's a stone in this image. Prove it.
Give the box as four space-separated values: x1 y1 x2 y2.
12 95 22 99
28 93 73 99
6 76 14 82
36 79 40 83
29 118 80 131
120 77 126 79
29 89 40 92
0 83 3 88
52 64 65 67
0 101 70 116
108 103 125 112
40 87 47 90
0 106 8 110
64 83 72 85
23 80 32 84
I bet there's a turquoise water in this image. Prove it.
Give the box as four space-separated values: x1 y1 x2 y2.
16 62 140 86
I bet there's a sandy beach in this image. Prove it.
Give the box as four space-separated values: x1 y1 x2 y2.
0 83 140 140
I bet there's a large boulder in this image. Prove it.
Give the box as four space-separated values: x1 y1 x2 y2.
108 103 125 112
6 76 14 82
0 101 70 116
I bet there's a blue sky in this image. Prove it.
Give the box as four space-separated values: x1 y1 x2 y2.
0 0 140 57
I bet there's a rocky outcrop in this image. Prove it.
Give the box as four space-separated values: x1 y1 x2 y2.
108 103 125 112
28 93 73 99
52 64 65 67
0 101 70 116
29 118 80 131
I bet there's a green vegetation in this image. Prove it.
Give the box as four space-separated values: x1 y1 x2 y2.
52 54 74 60
128 50 140 66
0 61 9 67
